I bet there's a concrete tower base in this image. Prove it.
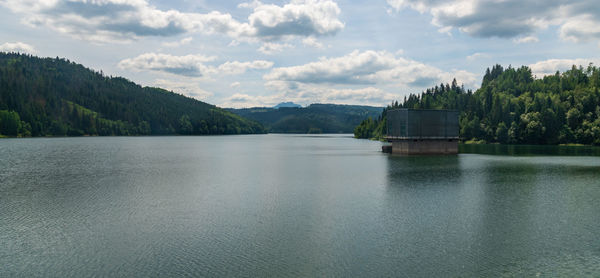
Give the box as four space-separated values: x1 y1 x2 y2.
387 139 458 155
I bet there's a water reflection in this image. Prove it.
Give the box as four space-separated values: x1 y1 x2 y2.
460 143 600 156
470 157 540 275
386 155 462 187
2 137 600 277
383 152 600 276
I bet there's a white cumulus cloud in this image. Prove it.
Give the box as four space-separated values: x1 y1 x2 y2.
154 79 214 100
264 50 477 87
238 1 263 9
466 52 490 61
258 42 293 54
118 53 273 76
387 0 600 44
219 86 397 108
241 50 480 108
220 93 281 108
302 37 324 48
0 42 36 53
118 53 217 77
1 0 344 43
247 0 343 41
217 60 274 75
162 37 193 48
559 15 600 43
513 36 539 44
528 58 600 77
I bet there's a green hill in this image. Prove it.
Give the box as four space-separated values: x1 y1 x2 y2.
228 103 383 133
355 64 600 145
0 52 265 137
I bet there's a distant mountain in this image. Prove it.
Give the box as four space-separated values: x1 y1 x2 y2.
273 102 301 109
227 103 383 133
0 52 265 137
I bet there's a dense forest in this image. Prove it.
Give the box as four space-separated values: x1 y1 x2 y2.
228 104 383 133
0 52 265 137
355 64 600 145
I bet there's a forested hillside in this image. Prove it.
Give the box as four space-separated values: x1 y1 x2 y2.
228 104 383 133
355 64 600 145
0 52 265 137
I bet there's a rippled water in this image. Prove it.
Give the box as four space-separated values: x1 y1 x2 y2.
1 135 600 277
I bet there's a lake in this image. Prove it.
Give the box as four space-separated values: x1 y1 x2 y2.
1 135 600 277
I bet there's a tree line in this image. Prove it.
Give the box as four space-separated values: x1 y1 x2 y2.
0 52 265 137
355 64 600 145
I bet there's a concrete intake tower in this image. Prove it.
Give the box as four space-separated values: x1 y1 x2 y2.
384 109 459 155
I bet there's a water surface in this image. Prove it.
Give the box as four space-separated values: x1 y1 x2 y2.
1 135 599 277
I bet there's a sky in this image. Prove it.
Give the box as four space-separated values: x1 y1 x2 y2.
0 0 599 108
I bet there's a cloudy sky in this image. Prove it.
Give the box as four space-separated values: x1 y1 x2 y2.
1 0 599 108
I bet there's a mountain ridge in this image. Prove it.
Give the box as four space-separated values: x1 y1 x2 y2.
273 102 302 109
228 103 383 133
0 52 266 137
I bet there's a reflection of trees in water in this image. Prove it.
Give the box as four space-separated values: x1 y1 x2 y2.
459 144 600 156
379 155 468 277
469 158 540 276
381 154 600 276
473 157 600 276
385 155 462 187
